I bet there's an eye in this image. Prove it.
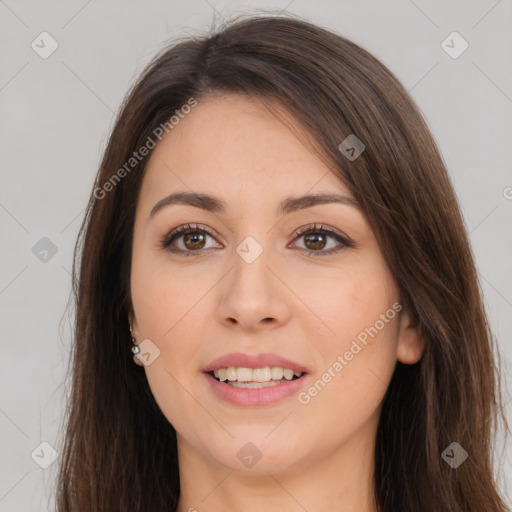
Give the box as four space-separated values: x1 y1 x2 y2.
160 223 220 256
160 222 353 257
290 223 353 256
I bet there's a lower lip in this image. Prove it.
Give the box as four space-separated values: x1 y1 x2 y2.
204 372 308 406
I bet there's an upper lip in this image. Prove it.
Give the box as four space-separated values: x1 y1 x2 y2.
203 352 310 374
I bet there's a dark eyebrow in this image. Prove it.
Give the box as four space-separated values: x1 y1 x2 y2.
278 193 359 215
149 191 359 219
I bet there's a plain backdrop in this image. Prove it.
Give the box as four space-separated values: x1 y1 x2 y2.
0 1 511 510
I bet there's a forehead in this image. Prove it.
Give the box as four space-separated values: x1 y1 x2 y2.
140 94 352 209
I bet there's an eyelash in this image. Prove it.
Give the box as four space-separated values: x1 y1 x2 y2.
160 223 353 258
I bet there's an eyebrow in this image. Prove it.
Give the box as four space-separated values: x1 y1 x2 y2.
149 191 359 219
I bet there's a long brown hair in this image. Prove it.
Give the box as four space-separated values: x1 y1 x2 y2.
55 12 510 511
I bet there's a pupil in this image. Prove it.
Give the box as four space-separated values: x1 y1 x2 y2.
306 233 325 250
185 233 205 249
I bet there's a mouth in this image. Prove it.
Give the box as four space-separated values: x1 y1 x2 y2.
202 353 310 405
207 366 306 389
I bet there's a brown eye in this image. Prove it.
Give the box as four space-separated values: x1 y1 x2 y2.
182 232 207 250
161 223 353 258
161 224 219 256
303 232 328 251
291 223 353 257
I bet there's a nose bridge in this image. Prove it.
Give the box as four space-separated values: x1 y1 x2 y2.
231 233 275 301
217 232 290 329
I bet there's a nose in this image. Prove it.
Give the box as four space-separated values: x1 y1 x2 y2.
216 242 292 332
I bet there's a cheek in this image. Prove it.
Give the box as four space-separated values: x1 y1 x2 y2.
296 256 399 423
130 240 210 338
302 255 398 346
130 249 214 431
296 314 399 454
131 265 206 377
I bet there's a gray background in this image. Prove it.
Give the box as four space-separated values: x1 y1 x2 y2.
1 1 511 510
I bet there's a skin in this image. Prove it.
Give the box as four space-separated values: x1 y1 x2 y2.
129 94 425 512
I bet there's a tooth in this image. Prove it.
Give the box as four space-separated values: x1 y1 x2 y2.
230 381 282 389
283 368 294 380
214 366 302 382
236 367 253 382
252 367 271 383
226 367 237 381
271 367 284 380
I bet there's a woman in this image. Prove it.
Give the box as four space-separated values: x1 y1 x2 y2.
55 13 510 512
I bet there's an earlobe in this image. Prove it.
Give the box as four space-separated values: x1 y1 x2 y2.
396 308 425 365
128 310 144 366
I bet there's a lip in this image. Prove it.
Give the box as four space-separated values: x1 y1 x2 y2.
204 372 309 406
202 352 310 407
202 352 310 373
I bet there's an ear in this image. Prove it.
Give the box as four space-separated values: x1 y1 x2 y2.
128 308 140 339
128 309 144 367
396 308 425 364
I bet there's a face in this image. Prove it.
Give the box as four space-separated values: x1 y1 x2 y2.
129 94 423 475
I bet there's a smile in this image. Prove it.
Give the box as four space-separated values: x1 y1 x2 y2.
212 366 303 387
205 368 308 406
